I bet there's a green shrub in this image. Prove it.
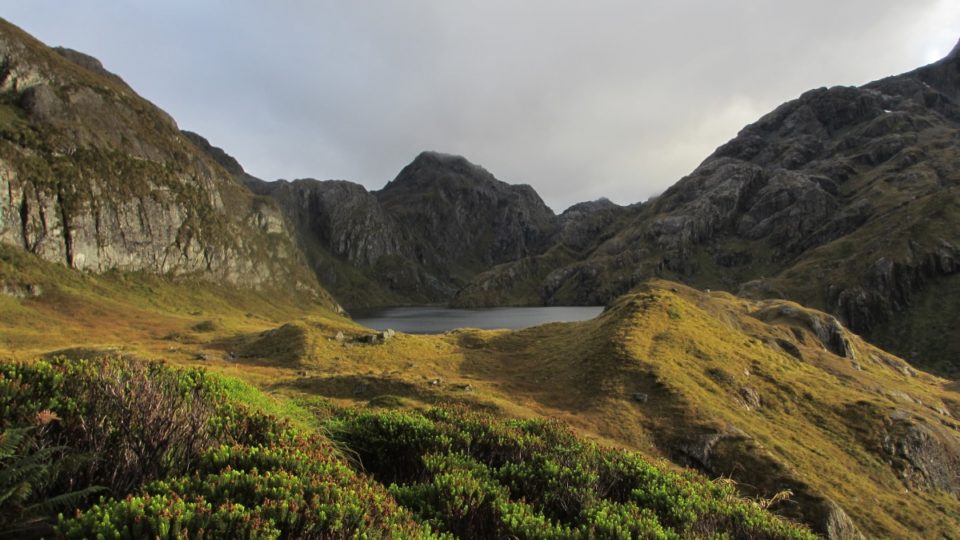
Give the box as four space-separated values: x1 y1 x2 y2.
60 440 439 539
0 358 222 494
329 406 816 540
190 320 217 332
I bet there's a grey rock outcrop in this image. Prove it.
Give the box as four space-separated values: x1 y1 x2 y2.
816 500 866 540
879 414 960 494
752 303 855 358
259 179 405 268
557 198 634 253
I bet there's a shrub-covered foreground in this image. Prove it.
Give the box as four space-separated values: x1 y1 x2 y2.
0 358 431 539
0 358 813 539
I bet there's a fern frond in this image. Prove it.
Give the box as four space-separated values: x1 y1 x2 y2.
0 482 28 507
0 428 29 458
0 515 50 540
24 484 104 515
0 461 47 486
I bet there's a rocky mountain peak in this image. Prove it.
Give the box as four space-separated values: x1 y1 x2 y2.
455 37 960 374
413 150 476 167
412 150 486 172
376 153 558 270
561 197 619 217
381 150 505 194
866 36 960 107
182 135 564 306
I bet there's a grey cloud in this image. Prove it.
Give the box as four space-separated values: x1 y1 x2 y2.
3 0 958 210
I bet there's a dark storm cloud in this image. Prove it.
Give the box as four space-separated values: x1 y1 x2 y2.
3 1 958 211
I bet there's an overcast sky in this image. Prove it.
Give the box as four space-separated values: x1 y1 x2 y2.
3 1 959 211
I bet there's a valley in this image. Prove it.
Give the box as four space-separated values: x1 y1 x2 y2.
1 14 959 539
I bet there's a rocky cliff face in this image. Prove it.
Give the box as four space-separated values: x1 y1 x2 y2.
196 143 563 307
457 41 960 374
246 175 434 307
0 19 331 305
451 197 639 306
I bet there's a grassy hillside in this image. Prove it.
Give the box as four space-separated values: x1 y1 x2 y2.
2 248 959 537
0 245 348 365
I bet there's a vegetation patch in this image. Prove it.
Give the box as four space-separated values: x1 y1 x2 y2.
327 406 814 539
190 320 217 333
0 357 432 538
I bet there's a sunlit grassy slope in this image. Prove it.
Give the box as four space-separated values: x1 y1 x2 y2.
2 246 959 537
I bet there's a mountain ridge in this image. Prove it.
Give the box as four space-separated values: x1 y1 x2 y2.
0 18 336 310
188 133 570 306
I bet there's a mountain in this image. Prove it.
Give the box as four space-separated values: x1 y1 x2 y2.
0 19 334 308
191 138 562 307
378 151 558 281
244 173 417 307
457 41 960 375
452 197 641 306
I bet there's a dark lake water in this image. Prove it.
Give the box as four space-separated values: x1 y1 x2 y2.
352 306 605 334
